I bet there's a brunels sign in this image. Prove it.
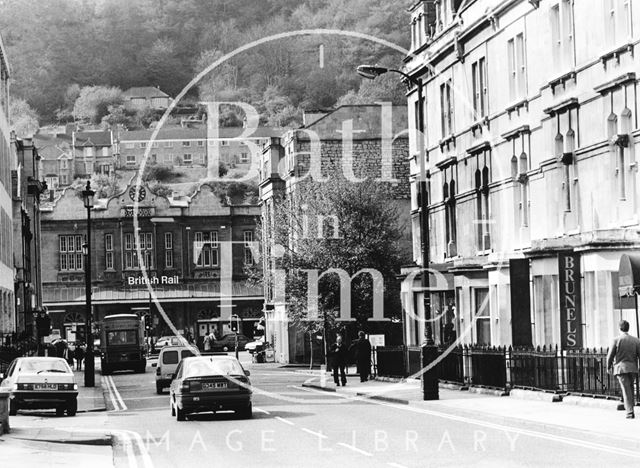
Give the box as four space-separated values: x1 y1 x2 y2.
559 252 582 349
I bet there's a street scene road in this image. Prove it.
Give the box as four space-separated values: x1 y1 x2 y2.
5 354 640 468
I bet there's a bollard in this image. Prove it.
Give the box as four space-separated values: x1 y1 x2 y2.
0 390 10 435
421 344 440 400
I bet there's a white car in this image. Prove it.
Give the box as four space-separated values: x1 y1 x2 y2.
155 336 182 349
0 357 78 416
245 337 265 354
154 345 198 394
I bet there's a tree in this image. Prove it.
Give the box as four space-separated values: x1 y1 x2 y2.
251 178 407 361
73 86 123 124
10 98 40 137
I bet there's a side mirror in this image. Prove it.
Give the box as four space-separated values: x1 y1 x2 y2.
244 370 251 377
151 362 157 367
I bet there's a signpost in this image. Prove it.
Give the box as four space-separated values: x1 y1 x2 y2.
230 314 240 359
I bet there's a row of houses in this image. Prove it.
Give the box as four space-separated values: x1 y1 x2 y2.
35 124 283 192
397 0 640 352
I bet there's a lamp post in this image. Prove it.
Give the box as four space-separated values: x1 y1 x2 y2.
357 65 438 399
82 181 95 387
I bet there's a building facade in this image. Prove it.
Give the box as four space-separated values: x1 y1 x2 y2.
40 180 262 346
260 104 411 363
0 35 13 341
122 87 172 111
403 0 640 350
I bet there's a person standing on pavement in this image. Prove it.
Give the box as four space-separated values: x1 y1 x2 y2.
607 320 640 419
203 333 212 351
329 335 348 386
75 342 85 371
349 331 372 382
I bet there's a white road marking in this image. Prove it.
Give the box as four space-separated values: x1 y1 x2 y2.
108 376 128 411
388 463 408 468
298 386 640 459
275 416 295 426
337 442 373 457
104 374 121 411
253 407 270 414
125 429 155 468
302 428 328 439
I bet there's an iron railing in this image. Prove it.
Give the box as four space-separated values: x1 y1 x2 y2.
373 344 626 398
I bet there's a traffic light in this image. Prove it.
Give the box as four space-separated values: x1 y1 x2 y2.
230 318 238 332
143 314 151 331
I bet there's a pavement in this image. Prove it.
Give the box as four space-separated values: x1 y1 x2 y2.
301 373 640 448
0 358 112 466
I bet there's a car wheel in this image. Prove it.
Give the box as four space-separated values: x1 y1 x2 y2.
237 403 252 419
56 406 65 417
9 400 18 416
67 399 78 416
156 382 164 394
176 405 186 421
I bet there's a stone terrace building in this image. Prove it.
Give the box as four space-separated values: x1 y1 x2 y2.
40 180 262 346
403 0 640 350
260 104 411 363
0 34 13 341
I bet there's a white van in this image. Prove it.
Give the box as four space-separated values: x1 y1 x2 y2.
154 345 198 394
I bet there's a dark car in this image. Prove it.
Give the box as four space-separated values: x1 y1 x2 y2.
212 334 251 352
169 355 252 421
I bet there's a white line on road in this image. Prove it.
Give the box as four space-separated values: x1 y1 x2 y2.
275 416 295 426
388 463 408 468
108 376 127 411
337 442 373 457
302 428 328 439
104 374 121 411
253 407 270 414
125 429 155 468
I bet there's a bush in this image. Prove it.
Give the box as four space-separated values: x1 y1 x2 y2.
143 164 182 182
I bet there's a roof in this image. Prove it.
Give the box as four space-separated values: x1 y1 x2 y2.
123 87 170 99
34 135 73 161
297 104 408 140
118 126 284 142
74 130 112 147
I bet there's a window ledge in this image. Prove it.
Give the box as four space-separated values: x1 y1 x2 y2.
506 98 528 116
600 42 634 69
595 72 637 95
470 117 489 137
439 134 456 150
547 70 576 94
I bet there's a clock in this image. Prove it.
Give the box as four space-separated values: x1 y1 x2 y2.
129 186 146 202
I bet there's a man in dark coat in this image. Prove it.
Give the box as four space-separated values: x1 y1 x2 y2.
350 331 372 382
329 335 348 386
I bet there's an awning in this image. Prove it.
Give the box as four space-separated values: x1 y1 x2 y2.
618 253 640 296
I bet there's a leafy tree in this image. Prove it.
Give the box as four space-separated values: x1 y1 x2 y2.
73 86 123 124
250 178 408 358
10 98 39 137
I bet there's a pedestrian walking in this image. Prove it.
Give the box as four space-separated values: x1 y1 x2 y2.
607 320 640 419
203 333 212 351
349 331 372 382
329 335 348 386
63 343 74 368
75 342 85 371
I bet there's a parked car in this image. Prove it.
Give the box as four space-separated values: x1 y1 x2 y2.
155 336 184 349
169 355 252 421
212 334 251 352
154 345 198 394
0 357 78 416
245 337 265 354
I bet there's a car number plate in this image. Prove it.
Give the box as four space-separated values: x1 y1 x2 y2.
202 382 227 390
34 383 58 390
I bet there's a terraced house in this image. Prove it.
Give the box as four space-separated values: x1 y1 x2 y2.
403 0 640 350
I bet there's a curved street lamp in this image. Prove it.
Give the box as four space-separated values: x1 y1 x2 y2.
82 181 95 387
357 64 438 400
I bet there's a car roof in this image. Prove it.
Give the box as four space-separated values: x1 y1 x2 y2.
18 356 67 362
160 345 197 352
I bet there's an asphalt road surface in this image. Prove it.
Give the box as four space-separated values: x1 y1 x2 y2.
11 353 640 468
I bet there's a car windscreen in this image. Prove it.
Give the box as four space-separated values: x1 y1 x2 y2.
184 358 244 378
20 359 70 374
181 349 195 359
162 350 179 365
107 329 138 346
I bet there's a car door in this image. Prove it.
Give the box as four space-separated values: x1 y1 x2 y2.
0 359 18 390
170 361 184 397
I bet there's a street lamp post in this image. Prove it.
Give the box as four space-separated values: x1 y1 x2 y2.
82 181 95 387
357 65 439 400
